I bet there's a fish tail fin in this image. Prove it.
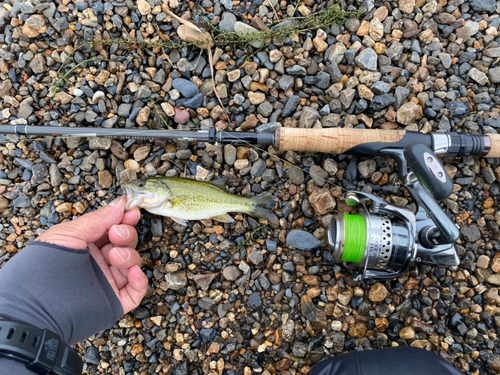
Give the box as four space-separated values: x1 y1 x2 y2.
249 193 277 220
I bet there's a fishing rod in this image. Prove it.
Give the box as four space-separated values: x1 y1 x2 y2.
1 124 499 158
1 124 494 280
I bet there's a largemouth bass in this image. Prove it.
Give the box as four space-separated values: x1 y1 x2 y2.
122 177 277 226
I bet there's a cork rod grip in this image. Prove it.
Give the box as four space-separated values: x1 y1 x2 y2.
275 128 407 154
485 134 500 158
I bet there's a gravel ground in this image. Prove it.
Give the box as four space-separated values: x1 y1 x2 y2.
1 0 500 374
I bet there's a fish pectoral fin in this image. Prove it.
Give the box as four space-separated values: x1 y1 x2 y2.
170 217 188 226
210 177 228 189
211 213 234 223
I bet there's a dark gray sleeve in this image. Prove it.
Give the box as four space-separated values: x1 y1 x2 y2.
0 240 124 374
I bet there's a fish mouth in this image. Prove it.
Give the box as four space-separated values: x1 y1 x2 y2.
122 183 143 211
122 183 157 211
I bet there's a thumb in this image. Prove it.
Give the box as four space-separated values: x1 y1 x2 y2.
38 197 127 249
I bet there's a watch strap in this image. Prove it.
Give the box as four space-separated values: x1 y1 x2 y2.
0 317 83 375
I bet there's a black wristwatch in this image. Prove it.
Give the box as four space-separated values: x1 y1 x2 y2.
0 317 83 375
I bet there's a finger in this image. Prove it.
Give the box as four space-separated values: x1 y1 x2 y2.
122 208 141 226
99 243 115 265
94 233 110 249
108 225 138 249
108 247 142 269
118 266 149 314
109 265 129 290
38 197 128 249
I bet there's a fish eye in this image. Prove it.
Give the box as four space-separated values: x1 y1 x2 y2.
137 181 145 187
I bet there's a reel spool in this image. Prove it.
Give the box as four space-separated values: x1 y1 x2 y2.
327 143 460 281
329 212 412 274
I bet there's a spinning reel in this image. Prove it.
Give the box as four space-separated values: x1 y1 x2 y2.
327 143 460 281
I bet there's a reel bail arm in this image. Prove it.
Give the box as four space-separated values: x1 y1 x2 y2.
327 143 460 281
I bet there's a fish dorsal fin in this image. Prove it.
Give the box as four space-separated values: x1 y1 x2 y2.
210 177 228 189
170 217 188 226
211 213 234 223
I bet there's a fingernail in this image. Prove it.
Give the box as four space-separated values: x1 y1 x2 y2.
109 197 125 207
113 225 129 239
113 247 130 261
134 265 145 275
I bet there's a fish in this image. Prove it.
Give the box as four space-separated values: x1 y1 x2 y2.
122 176 277 226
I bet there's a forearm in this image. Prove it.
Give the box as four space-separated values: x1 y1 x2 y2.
0 241 124 373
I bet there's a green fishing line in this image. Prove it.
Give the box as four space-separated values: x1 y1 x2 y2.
341 214 367 263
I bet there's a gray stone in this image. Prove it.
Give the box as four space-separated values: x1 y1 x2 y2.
371 81 390 95
370 94 395 111
183 93 203 109
234 22 263 48
460 225 481 242
219 12 237 31
355 48 378 71
172 78 199 98
488 67 500 84
255 122 281 133
246 293 262 311
286 230 321 250
470 0 496 12
282 95 301 117
299 107 319 128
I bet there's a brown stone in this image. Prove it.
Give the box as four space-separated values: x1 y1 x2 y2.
488 355 500 372
29 54 46 74
130 343 144 355
56 202 73 213
95 70 110 86
244 62 258 75
133 145 151 162
438 13 456 24
275 359 291 371
303 275 319 286
375 317 388 331
369 282 389 302
249 81 269 92
491 252 500 273
53 92 73 104
0 198 9 213
0 80 12 97
110 141 129 160
487 274 500 286
357 20 370 36
223 266 242 281
300 295 327 330
399 0 415 13
456 26 471 41
477 255 490 269
397 102 422 125
349 323 367 338
239 115 258 131
136 107 151 126
313 37 328 52
309 188 336 215
22 15 45 38
251 16 269 31
411 320 435 335
98 170 113 189
373 6 389 22
399 326 416 340
192 273 216 291
483 287 499 304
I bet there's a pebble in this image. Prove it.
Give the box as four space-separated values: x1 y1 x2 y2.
286 230 321 250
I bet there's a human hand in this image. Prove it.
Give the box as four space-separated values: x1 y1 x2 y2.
37 197 148 314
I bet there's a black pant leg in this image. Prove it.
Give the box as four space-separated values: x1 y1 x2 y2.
308 347 461 375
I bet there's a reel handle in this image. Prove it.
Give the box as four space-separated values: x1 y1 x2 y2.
404 143 453 201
